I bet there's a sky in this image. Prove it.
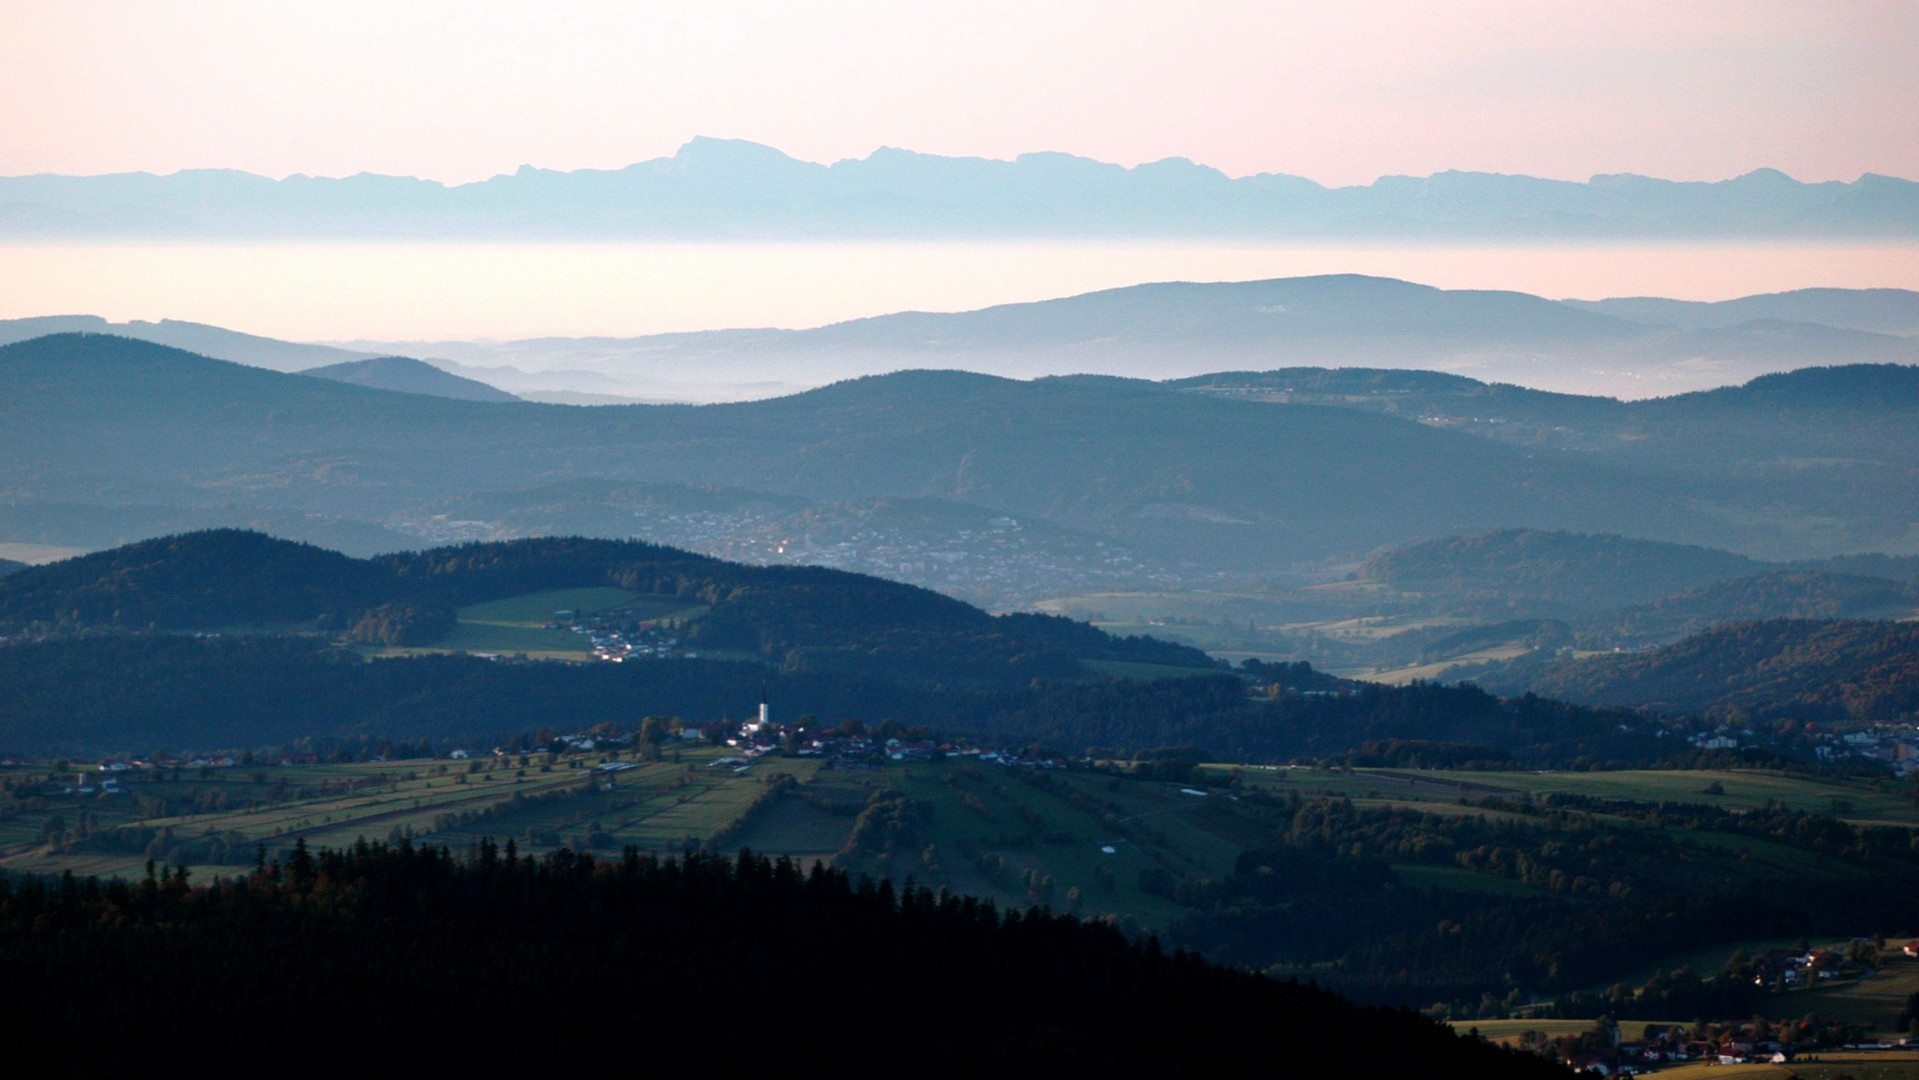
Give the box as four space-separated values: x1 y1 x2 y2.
3 0 1917 186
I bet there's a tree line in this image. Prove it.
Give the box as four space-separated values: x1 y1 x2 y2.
0 841 1563 1076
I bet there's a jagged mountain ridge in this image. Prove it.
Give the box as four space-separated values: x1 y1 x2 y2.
3 138 1914 239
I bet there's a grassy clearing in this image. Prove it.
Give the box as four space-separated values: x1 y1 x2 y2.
1646 1064 1786 1080
1587 938 1856 1000
1079 658 1219 681
1772 954 1919 1032
436 587 646 658
0 744 785 881
1356 643 1533 685
1429 769 1919 828
388 588 713 659
1452 1018 1692 1042
434 621 591 657
457 587 643 625
1652 1056 1919 1080
801 762 1267 925
723 796 855 856
1224 766 1919 831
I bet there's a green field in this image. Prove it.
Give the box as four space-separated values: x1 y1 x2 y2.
1649 1055 1919 1080
0 752 1335 929
1079 657 1220 680
0 743 779 881
1773 953 1919 1031
1225 765 1919 830
1452 1018 1691 1042
433 621 595 657
457 587 647 626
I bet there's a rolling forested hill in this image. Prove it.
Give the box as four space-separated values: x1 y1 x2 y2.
4 333 1916 602
1517 618 1919 724
365 276 1919 402
0 532 1702 762
1185 363 1919 563
0 632 1660 761
0 530 1210 688
0 333 1730 571
1358 529 1766 613
0 314 372 370
299 355 521 402
1574 571 1919 647
1566 287 1919 336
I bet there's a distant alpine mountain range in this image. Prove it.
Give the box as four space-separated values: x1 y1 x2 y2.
3 137 1916 240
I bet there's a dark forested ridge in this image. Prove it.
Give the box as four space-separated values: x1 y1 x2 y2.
1162 782 1919 1012
1572 571 1919 647
1512 618 1919 724
0 558 22 578
298 355 522 402
1338 528 1919 658
0 843 1561 1076
0 530 1211 688
0 631 1671 761
1176 364 1919 563
1566 287 1919 336
1358 529 1766 612
0 530 392 631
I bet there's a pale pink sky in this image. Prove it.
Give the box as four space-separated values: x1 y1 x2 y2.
2 0 1916 186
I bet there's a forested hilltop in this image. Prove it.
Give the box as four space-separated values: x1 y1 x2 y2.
0 529 1208 688
0 531 1691 763
1358 529 1767 613
1499 618 1919 725
0 842 1560 1076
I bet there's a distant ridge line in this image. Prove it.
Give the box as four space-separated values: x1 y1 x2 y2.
2 138 1915 240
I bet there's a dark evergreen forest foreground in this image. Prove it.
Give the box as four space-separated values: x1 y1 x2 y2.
0 843 1562 1077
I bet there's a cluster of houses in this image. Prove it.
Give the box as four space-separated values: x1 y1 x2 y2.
538 609 682 664
1749 946 1849 987
1556 1021 1915 1076
1826 727 1919 776
702 701 1069 772
40 755 240 794
1688 721 1919 775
